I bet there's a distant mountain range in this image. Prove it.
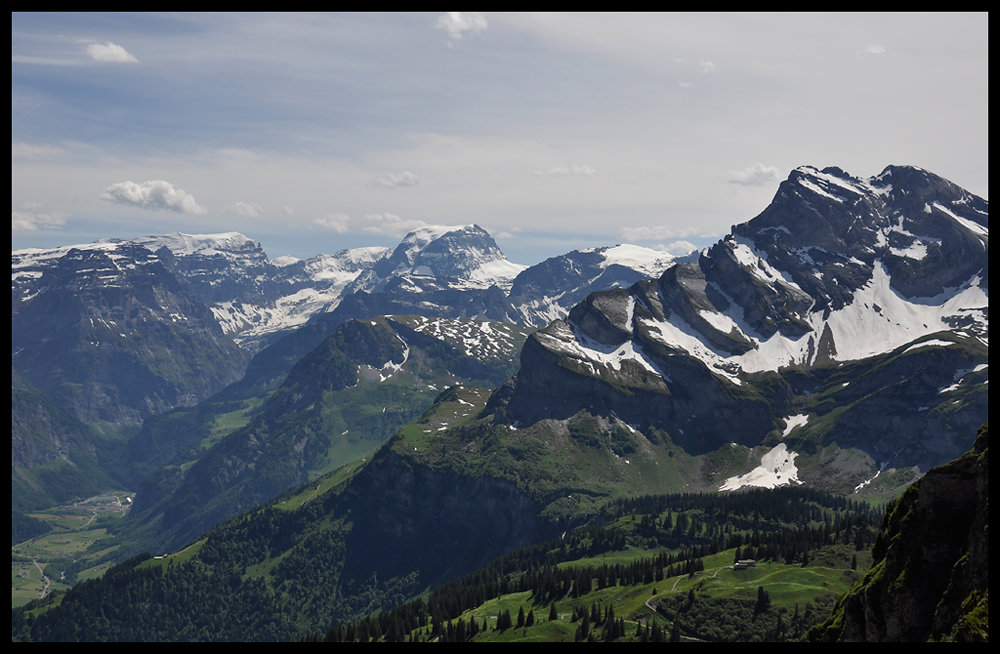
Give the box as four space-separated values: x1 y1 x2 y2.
12 165 988 502
11 222 680 457
13 224 682 353
10 221 678 516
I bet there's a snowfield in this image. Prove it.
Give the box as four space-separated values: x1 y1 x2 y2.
719 443 802 492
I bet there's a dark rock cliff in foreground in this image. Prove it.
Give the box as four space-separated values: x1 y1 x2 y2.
810 423 988 642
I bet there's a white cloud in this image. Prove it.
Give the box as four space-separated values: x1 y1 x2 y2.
533 164 597 177
363 212 428 238
11 142 62 160
728 163 783 187
98 180 207 214
493 225 522 239
865 44 887 55
224 201 264 218
620 224 698 242
84 41 139 63
373 171 420 189
656 240 697 255
436 12 487 40
283 206 297 216
675 57 716 74
314 212 351 233
12 210 68 231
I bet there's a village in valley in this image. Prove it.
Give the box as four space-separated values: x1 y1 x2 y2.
12 492 134 607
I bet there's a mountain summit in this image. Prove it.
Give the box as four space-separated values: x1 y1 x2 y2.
347 224 526 294
492 165 987 476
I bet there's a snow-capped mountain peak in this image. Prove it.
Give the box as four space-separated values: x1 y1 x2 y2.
507 243 680 327
500 163 987 439
354 224 526 294
489 164 987 486
131 231 262 259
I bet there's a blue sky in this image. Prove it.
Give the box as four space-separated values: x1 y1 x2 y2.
12 13 989 265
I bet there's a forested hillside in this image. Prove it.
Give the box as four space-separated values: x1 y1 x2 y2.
13 483 881 642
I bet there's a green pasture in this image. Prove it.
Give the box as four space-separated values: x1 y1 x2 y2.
136 538 208 572
406 545 861 642
12 490 134 608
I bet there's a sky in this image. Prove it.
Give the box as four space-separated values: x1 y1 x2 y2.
12 12 989 265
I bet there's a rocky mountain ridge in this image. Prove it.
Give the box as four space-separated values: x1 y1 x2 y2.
11 240 247 425
9 164 989 643
490 164 988 481
10 163 988 537
13 222 675 513
14 224 680 354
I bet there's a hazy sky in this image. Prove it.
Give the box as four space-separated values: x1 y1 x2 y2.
12 12 989 265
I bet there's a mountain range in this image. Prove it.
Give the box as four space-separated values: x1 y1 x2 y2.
12 220 681 513
10 163 989 641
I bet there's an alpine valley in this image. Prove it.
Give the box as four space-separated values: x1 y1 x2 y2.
11 165 988 641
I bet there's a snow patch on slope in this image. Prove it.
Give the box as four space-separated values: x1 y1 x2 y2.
640 260 986 377
782 414 809 437
719 443 802 492
131 232 258 258
537 319 671 382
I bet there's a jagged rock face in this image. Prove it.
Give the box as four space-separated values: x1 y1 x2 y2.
11 241 247 424
734 166 989 307
133 232 394 352
495 165 987 469
811 425 988 642
351 224 526 294
508 244 679 327
130 232 273 305
495 318 781 452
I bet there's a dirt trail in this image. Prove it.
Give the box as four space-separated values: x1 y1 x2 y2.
32 559 50 598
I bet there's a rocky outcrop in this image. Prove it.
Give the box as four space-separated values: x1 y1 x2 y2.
810 424 988 642
489 318 783 453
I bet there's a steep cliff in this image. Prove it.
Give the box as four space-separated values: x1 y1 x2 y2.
810 423 988 642
11 241 248 425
